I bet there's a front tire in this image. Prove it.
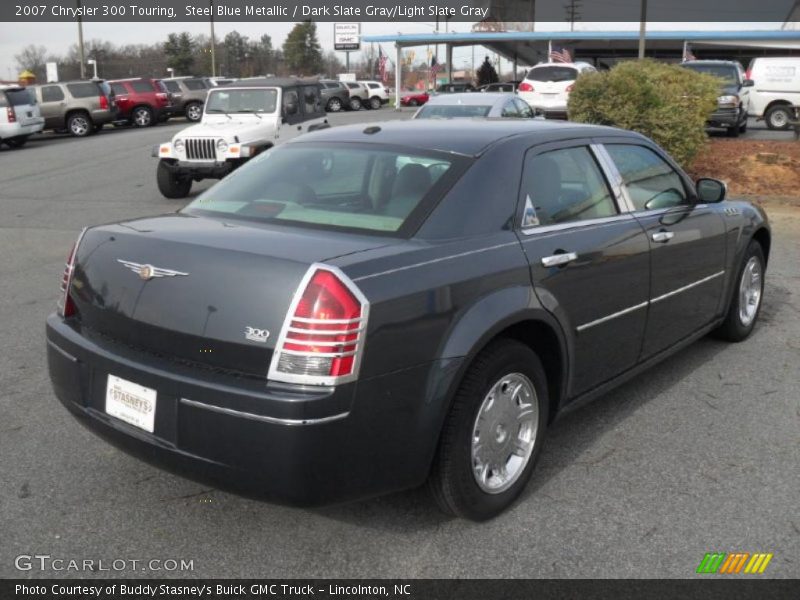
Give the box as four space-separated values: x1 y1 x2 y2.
185 102 203 122
156 160 192 199
429 339 549 521
369 96 382 110
765 105 792 130
713 240 765 342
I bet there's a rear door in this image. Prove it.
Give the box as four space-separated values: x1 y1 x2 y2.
517 140 651 397
38 85 66 128
601 141 727 359
110 82 131 116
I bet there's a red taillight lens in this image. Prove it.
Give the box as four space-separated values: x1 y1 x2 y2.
99 95 108 110
518 82 534 92
6 106 16 123
745 69 752 80
566 84 574 93
58 230 86 318
269 266 368 385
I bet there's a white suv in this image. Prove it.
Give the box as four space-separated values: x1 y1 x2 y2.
0 85 44 148
358 81 389 110
517 62 596 119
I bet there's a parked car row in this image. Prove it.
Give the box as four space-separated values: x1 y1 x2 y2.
319 79 389 112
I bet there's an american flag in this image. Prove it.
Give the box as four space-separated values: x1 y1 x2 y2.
549 45 572 63
682 42 696 62
378 47 388 83
431 55 442 75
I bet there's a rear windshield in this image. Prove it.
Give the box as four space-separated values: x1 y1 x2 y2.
683 64 738 85
183 143 467 235
206 89 277 114
66 82 101 98
526 66 578 82
5 88 35 106
416 104 492 119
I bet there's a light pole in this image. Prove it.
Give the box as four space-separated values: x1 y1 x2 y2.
87 58 98 79
167 67 175 77
638 0 647 59
209 0 217 77
76 0 86 79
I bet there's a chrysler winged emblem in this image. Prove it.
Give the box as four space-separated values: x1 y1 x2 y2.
117 259 189 281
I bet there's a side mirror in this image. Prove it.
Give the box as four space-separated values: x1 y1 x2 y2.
742 79 754 88
696 178 727 203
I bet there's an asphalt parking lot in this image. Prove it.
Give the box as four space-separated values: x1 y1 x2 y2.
0 110 798 579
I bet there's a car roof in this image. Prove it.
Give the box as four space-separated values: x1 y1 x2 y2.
424 92 512 106
217 77 320 89
682 60 739 66
291 119 635 157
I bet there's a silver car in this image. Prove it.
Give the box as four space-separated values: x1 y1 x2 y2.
412 92 536 119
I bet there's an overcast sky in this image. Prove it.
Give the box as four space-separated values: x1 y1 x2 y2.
0 21 782 80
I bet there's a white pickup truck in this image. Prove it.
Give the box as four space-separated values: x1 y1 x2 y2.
153 78 328 198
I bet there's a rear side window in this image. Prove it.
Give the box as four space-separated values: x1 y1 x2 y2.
110 82 128 96
302 86 322 114
162 80 181 93
66 82 100 98
416 104 492 119
605 144 687 211
367 83 380 89
130 80 155 93
185 144 466 235
5 89 34 106
183 79 206 91
500 101 520 118
526 66 578 82
521 146 617 227
41 85 65 102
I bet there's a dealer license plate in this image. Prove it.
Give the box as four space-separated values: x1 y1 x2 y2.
105 375 157 433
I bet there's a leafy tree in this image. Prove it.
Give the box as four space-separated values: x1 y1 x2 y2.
476 56 499 86
568 59 719 166
254 34 274 76
283 21 323 75
223 31 249 77
164 32 196 75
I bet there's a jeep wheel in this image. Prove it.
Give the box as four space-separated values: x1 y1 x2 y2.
765 105 792 130
369 96 382 110
326 97 343 112
156 161 192 199
132 106 153 127
185 102 203 122
67 112 92 137
429 339 549 520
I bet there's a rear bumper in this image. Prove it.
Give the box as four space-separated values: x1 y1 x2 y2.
1 119 44 137
46 314 448 505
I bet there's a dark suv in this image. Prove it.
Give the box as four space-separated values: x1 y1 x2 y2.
319 80 350 112
28 80 116 137
160 77 209 122
108 78 171 127
682 60 753 137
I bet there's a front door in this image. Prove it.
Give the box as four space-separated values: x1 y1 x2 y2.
602 142 727 359
517 142 651 398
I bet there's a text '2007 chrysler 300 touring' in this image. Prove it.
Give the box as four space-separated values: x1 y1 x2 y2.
46 120 770 520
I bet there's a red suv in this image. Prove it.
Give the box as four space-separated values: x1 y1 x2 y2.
108 78 171 127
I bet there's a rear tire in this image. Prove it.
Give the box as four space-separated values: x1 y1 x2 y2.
66 112 92 137
156 161 192 199
369 96 382 110
713 240 765 342
349 97 362 111
4 136 28 148
765 105 792 130
185 102 203 122
428 339 549 521
131 106 153 128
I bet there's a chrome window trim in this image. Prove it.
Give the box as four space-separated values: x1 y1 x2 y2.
651 271 725 304
180 398 348 426
591 143 637 213
521 213 635 236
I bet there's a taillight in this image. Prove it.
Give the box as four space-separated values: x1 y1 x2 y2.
268 264 369 386
58 229 87 318
99 95 108 110
566 84 574 93
6 106 16 123
518 82 534 92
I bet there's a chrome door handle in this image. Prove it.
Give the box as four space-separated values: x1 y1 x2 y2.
652 231 674 243
541 252 578 267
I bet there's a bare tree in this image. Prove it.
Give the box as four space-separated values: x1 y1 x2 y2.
14 44 49 81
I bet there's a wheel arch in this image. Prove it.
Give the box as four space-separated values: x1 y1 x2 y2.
752 227 771 266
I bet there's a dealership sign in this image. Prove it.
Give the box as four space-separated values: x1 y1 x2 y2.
334 23 360 51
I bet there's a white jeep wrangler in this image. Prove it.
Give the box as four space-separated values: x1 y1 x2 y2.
153 78 328 198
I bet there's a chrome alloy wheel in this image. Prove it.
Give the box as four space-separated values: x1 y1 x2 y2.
70 116 89 136
471 373 539 494
739 256 763 326
133 108 151 126
186 103 202 121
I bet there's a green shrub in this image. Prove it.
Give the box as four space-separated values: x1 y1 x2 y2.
568 59 720 167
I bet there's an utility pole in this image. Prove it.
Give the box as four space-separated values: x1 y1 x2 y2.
638 0 647 59
210 0 217 76
76 0 86 79
565 0 582 32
